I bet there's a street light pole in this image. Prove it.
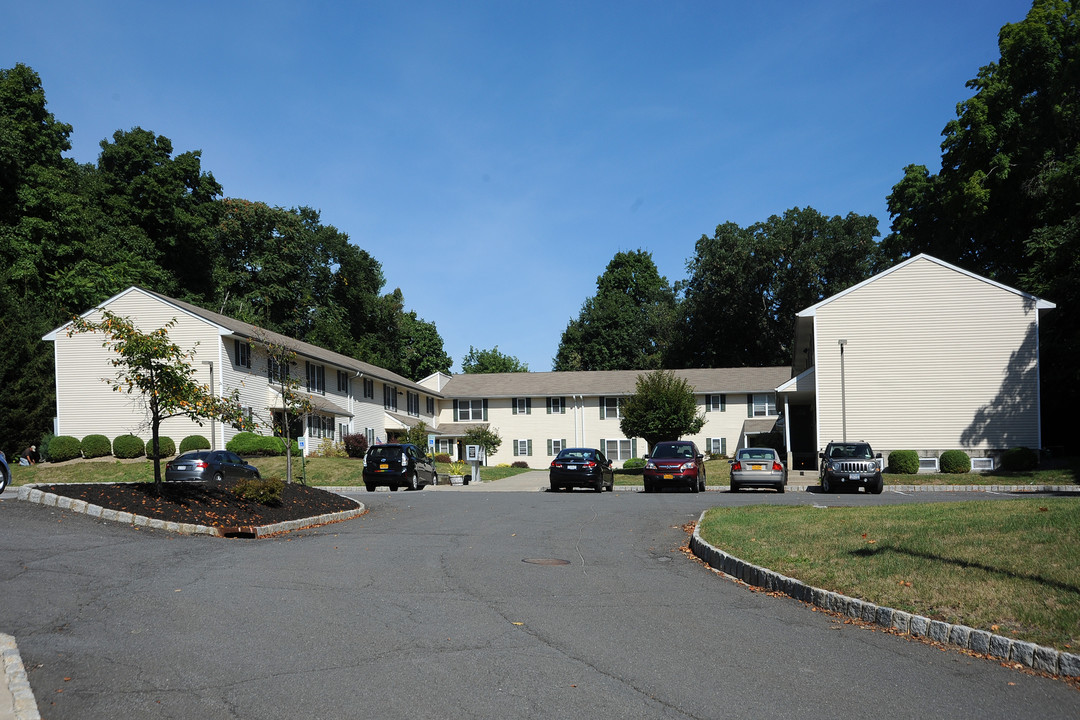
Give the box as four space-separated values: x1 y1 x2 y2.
838 339 847 442
202 360 216 449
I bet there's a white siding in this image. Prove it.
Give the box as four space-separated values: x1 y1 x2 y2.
814 258 1041 454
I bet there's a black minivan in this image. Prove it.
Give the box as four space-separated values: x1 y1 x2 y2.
362 443 438 492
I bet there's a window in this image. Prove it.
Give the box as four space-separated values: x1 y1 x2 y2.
547 397 564 414
513 397 531 415
705 437 727 456
307 415 333 439
707 394 726 412
438 438 452 454
750 393 776 417
456 399 486 421
513 439 533 456
407 391 420 416
338 423 348 439
363 378 374 399
306 362 325 394
601 396 623 419
365 427 375 445
337 370 349 393
603 439 633 460
426 397 435 415
267 356 290 384
234 339 251 368
547 439 565 456
384 385 398 411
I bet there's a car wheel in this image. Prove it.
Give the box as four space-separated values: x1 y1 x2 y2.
390 485 399 492
0 470 7 495
365 484 376 492
699 472 706 492
550 481 558 492
821 476 831 493
777 482 785 494
432 472 439 486
407 472 418 491
689 477 699 493
872 475 884 494
213 472 224 483
730 481 739 492
594 476 603 493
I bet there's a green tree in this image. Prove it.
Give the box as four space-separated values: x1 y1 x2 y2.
881 0 1080 448
68 311 251 492
404 420 431 451
252 332 314 485
462 425 502 460
619 370 705 450
554 250 677 371
675 207 881 368
461 345 529 374
397 311 453 380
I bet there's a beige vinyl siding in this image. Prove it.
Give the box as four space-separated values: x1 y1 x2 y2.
814 258 1041 453
53 290 223 445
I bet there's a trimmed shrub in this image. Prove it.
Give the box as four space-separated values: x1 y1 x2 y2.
939 449 971 474
47 435 82 463
179 435 211 453
434 453 452 464
38 433 55 462
113 434 145 459
1002 446 1039 471
313 438 347 458
147 436 176 459
226 432 299 457
343 433 369 458
80 434 112 459
888 450 920 474
622 457 646 470
511 460 530 469
231 476 285 505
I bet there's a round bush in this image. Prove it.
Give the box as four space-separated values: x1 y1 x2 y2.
622 457 646 470
47 435 82 463
511 460 530 469
147 436 176 459
939 449 971 474
113 434 146 459
888 450 920 474
434 453 452 464
1002 446 1038 471
343 433 369 458
179 435 211 453
80 434 112 459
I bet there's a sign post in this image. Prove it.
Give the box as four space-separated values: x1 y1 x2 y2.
465 444 483 484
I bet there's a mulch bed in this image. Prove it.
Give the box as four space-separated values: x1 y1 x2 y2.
36 479 359 530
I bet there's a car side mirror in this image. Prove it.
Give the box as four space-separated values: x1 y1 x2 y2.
876 453 883 459
696 454 704 460
607 460 613 468
818 452 825 459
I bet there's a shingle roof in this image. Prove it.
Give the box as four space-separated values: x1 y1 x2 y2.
441 367 792 398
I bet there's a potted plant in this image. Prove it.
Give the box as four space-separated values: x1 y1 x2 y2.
448 461 467 486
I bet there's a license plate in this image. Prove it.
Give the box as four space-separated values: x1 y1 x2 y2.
751 464 763 470
175 465 188 470
380 464 388 470
567 465 577 470
663 474 673 479
849 473 861 481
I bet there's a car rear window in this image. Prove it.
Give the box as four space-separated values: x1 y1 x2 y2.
556 449 594 462
652 444 693 459
738 449 775 460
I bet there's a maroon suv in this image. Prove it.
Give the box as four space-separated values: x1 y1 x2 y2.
643 440 706 493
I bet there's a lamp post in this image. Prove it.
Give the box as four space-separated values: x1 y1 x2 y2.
838 339 847 442
201 360 216 449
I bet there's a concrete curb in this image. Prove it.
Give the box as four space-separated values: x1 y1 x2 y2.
1 634 40 720
322 483 1080 494
16 484 365 538
689 511 1080 679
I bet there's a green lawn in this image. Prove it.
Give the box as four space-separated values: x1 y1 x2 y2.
698 498 1080 651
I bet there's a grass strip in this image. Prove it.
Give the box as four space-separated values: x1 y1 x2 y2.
698 498 1080 651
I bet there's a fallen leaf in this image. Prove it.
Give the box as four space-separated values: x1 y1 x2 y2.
512 622 524 626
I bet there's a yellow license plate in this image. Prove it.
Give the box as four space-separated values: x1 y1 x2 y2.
379 463 388 469
663 474 673 479
751 464 763 470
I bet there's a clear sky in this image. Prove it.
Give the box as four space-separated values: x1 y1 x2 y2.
4 1 1033 373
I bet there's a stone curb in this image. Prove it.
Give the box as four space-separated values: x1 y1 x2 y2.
689 511 1080 679
318 483 1080 494
1 634 41 720
16 484 365 538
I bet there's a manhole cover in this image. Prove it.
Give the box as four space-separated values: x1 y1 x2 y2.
522 558 571 566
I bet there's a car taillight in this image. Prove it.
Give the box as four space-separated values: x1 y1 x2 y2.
731 462 742 471
583 461 596 468
195 461 208 469
772 462 783 472
550 461 560 468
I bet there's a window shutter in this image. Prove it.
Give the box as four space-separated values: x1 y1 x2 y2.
747 396 753 418
527 439 533 456
547 439 552 455
453 400 459 422
706 438 712 454
631 438 637 457
721 437 727 455
512 398 518 415
704 395 710 413
483 399 488 421
561 438 566 450
560 397 566 414
599 397 606 419
600 438 606 454
721 394 726 412
546 397 552 414
526 398 531 415
513 442 519 457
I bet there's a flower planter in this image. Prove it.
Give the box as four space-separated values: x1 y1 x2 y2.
449 475 464 486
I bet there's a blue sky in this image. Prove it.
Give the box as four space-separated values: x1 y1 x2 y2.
4 1 1032 373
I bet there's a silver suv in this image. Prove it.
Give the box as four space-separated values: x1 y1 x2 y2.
819 442 883 494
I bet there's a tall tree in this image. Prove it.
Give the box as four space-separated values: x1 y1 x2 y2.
554 250 677 371
676 207 881 368
882 0 1080 449
619 370 705 450
461 346 529 374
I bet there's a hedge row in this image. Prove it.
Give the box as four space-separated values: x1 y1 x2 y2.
888 447 1039 474
225 432 300 457
43 434 212 463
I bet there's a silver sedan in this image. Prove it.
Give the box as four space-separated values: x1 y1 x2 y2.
730 447 787 493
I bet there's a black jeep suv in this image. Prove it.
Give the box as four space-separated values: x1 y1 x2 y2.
818 441 883 494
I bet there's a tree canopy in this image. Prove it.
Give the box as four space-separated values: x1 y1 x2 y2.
619 370 705 450
461 345 529 374
553 250 677 371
